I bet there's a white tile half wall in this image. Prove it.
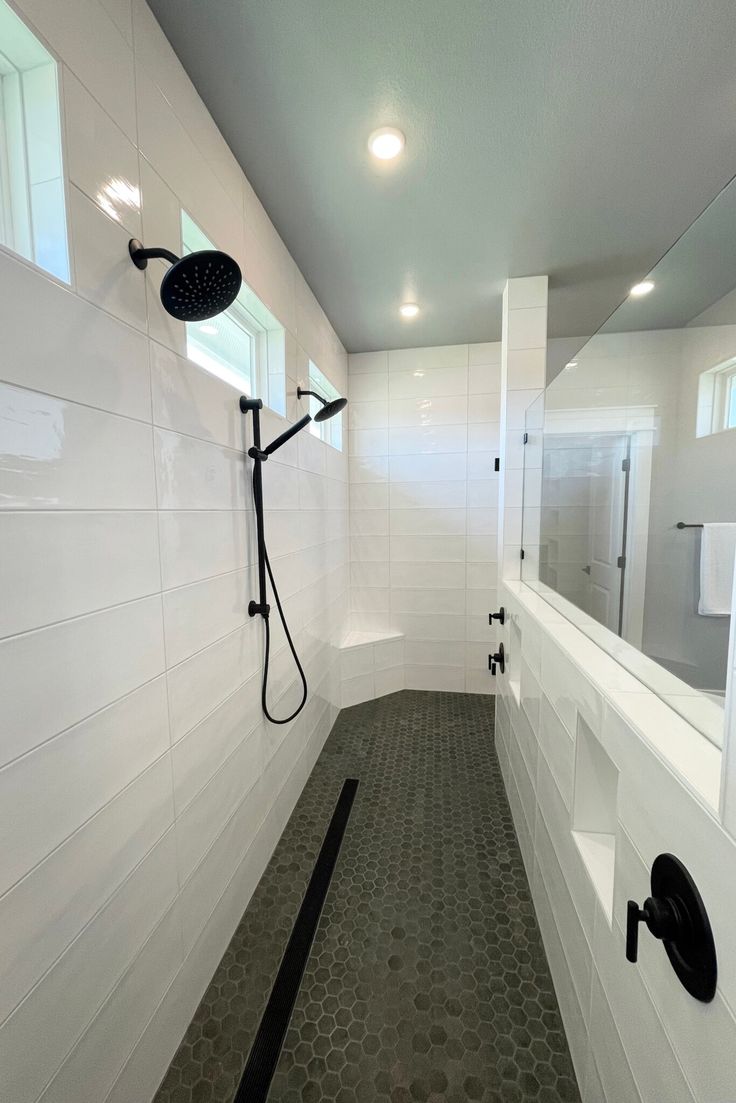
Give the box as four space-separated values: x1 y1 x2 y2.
495 580 736 1103
0 2 348 1101
347 343 502 695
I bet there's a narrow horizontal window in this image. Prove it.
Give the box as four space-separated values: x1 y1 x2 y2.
0 0 69 281
181 210 286 410
308 359 343 451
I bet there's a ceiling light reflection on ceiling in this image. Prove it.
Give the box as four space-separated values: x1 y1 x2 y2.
369 127 405 160
629 280 654 297
400 302 420 319
199 324 218 335
565 361 578 371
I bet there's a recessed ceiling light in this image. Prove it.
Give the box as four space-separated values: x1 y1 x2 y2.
565 361 578 371
400 302 420 319
369 127 405 160
630 280 654 298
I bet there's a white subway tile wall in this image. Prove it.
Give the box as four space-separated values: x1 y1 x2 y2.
490 279 736 1102
0 2 348 1100
495 579 736 1103
347 342 501 695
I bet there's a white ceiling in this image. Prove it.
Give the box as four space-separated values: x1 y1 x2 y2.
147 0 736 352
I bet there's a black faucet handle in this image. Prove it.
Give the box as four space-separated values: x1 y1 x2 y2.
626 900 644 962
489 606 505 625
488 643 505 675
625 854 716 1002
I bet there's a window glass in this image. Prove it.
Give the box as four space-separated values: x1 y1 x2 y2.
695 359 736 437
0 0 69 281
724 369 736 430
308 360 343 450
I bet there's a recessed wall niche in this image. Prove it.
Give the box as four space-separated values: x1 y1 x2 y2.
571 715 619 922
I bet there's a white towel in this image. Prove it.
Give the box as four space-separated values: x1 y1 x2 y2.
698 523 736 616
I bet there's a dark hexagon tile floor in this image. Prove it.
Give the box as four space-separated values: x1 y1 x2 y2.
154 690 581 1103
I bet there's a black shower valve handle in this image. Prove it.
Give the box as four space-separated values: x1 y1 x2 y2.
489 606 505 626
626 898 679 963
488 643 505 676
625 853 717 1002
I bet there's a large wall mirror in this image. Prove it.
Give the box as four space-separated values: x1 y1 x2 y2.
522 175 736 756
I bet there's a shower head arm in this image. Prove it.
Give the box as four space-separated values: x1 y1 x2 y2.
128 239 179 270
296 386 327 407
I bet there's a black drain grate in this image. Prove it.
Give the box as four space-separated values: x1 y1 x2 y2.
234 778 359 1103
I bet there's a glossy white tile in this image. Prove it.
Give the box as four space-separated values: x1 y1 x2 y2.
0 246 150 422
390 535 465 562
0 675 168 898
166 620 261 742
151 342 246 450
0 511 159 638
154 428 246 510
0 750 173 1029
69 186 147 331
0 596 165 768
163 568 250 667
158 510 250 590
0 831 178 1103
389 507 466 536
17 0 137 139
63 69 141 237
176 731 262 884
388 367 468 400
348 350 388 374
388 395 468 427
0 383 155 510
37 902 182 1103
387 345 468 372
388 424 467 455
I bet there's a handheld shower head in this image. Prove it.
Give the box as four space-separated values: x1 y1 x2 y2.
297 387 348 422
128 239 241 321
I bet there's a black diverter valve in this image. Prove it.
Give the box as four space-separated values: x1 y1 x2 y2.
626 853 716 1002
488 643 505 676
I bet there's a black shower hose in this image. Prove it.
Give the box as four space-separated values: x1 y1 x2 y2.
255 477 308 725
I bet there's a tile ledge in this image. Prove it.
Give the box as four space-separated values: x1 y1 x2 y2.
504 581 722 815
339 630 404 651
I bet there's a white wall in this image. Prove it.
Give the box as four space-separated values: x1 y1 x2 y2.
0 2 348 1101
347 342 501 694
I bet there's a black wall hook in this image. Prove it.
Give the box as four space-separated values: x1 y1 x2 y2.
626 853 716 1002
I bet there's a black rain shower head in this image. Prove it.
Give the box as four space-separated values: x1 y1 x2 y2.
297 386 348 422
128 239 241 321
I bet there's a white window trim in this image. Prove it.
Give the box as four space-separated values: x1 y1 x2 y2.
697 357 736 437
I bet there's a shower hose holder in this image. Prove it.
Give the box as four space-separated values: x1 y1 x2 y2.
239 396 271 618
626 853 716 1002
237 386 344 726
